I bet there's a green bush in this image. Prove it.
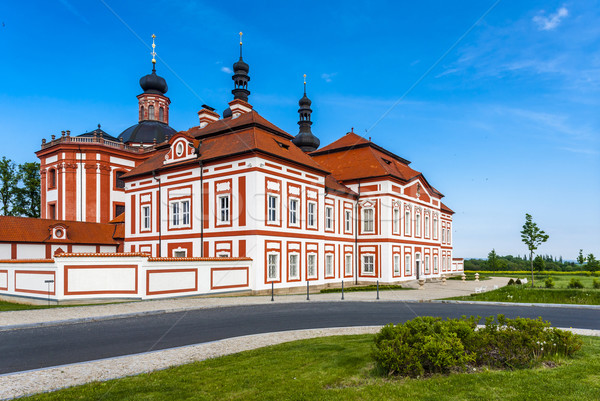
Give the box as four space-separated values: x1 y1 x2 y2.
373 315 582 377
567 278 584 289
545 276 555 288
515 278 522 285
593 278 600 289
507 278 515 285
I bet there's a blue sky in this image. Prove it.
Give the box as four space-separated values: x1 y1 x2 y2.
1 1 598 259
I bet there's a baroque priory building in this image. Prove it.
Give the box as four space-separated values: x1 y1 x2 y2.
33 34 461 291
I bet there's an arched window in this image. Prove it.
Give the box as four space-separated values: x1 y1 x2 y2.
159 107 164 122
140 106 144 120
148 105 155 120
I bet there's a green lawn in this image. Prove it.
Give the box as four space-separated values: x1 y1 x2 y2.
0 300 129 312
22 334 600 400
447 285 600 305
462 273 599 289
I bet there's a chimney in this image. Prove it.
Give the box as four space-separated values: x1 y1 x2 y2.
197 105 220 128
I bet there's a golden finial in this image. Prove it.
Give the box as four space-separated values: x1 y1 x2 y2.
303 74 307 94
239 31 243 45
151 34 157 66
239 32 243 58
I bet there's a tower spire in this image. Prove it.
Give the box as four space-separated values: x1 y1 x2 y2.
151 34 157 72
239 31 243 58
292 74 320 152
230 31 250 103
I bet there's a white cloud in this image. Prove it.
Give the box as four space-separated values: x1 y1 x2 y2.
221 66 232 74
58 0 90 24
533 6 568 31
321 72 337 83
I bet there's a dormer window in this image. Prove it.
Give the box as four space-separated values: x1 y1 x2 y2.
175 142 184 157
51 225 68 240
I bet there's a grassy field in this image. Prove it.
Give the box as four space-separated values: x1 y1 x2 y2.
462 273 599 289
22 334 600 400
447 285 600 305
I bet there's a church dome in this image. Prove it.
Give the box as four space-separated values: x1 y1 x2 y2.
118 120 177 144
139 70 168 95
233 57 249 73
299 93 312 107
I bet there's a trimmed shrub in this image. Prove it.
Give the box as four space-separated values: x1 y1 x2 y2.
545 277 555 288
515 278 522 285
373 315 582 377
507 278 515 285
567 278 584 289
593 278 600 289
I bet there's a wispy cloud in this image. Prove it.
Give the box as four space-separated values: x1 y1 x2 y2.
321 72 337 83
533 6 568 31
559 147 599 155
221 66 232 74
58 0 90 25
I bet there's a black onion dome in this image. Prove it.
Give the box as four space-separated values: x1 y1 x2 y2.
139 70 168 95
233 57 249 73
118 120 177 144
292 132 320 152
299 93 312 107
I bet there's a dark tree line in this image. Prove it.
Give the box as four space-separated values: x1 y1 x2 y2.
0 156 40 217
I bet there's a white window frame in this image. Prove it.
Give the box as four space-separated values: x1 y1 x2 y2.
394 254 400 275
405 210 411 236
325 206 334 230
289 198 299 227
344 210 352 233
267 252 279 281
405 254 411 275
425 215 430 237
141 205 151 231
267 195 279 224
447 227 451 244
307 201 317 228
363 208 374 233
433 217 438 239
415 253 421 276
415 213 421 236
362 254 375 275
442 226 446 243
345 254 352 276
325 253 334 277
288 253 299 280
170 199 190 228
434 255 439 274
307 253 317 279
217 195 230 225
393 208 400 234
425 255 430 274
173 248 187 258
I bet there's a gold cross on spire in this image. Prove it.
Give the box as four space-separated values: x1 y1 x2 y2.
151 34 157 65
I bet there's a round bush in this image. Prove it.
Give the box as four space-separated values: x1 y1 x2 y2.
567 278 584 289
545 277 555 288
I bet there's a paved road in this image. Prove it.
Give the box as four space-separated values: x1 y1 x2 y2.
1 301 598 374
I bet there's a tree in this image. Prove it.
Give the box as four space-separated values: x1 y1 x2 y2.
487 249 499 270
0 156 18 215
13 162 40 217
520 213 549 287
577 249 585 265
587 254 599 272
533 255 545 272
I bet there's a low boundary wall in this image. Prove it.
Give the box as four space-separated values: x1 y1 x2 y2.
0 253 253 303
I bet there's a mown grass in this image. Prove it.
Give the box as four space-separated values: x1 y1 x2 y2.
22 334 600 400
460 273 599 289
320 284 412 293
447 285 600 305
0 300 129 312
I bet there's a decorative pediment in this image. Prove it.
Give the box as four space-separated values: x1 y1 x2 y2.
164 134 198 165
360 200 374 208
405 178 431 203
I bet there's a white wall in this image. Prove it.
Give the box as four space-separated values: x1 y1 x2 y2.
17 244 46 259
0 244 11 259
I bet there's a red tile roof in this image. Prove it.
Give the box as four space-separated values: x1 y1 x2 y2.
440 202 455 214
123 111 329 179
325 175 357 197
0 216 120 244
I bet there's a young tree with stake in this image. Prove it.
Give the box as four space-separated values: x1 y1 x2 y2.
520 213 549 287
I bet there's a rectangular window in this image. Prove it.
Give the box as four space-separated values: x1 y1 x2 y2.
307 202 317 228
434 255 439 273
363 209 374 233
345 210 352 232
425 215 430 237
393 208 400 234
173 250 187 258
433 217 438 239
425 255 430 274
289 198 298 226
115 171 125 189
405 254 411 275
289 253 299 280
218 195 229 224
362 255 374 274
405 210 411 235
394 255 400 275
415 214 421 236
325 254 334 276
268 195 278 223
115 204 125 218
442 227 446 243
307 254 317 278
268 253 279 281
447 228 451 244
48 203 56 219
142 205 151 230
345 254 352 276
325 206 333 230
170 200 190 227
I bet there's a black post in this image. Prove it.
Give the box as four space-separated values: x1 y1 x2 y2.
306 280 310 301
45 279 54 306
271 281 274 302
376 280 380 300
341 280 344 300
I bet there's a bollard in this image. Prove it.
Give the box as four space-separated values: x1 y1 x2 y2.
306 280 310 301
376 280 380 300
271 281 274 302
341 280 344 300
